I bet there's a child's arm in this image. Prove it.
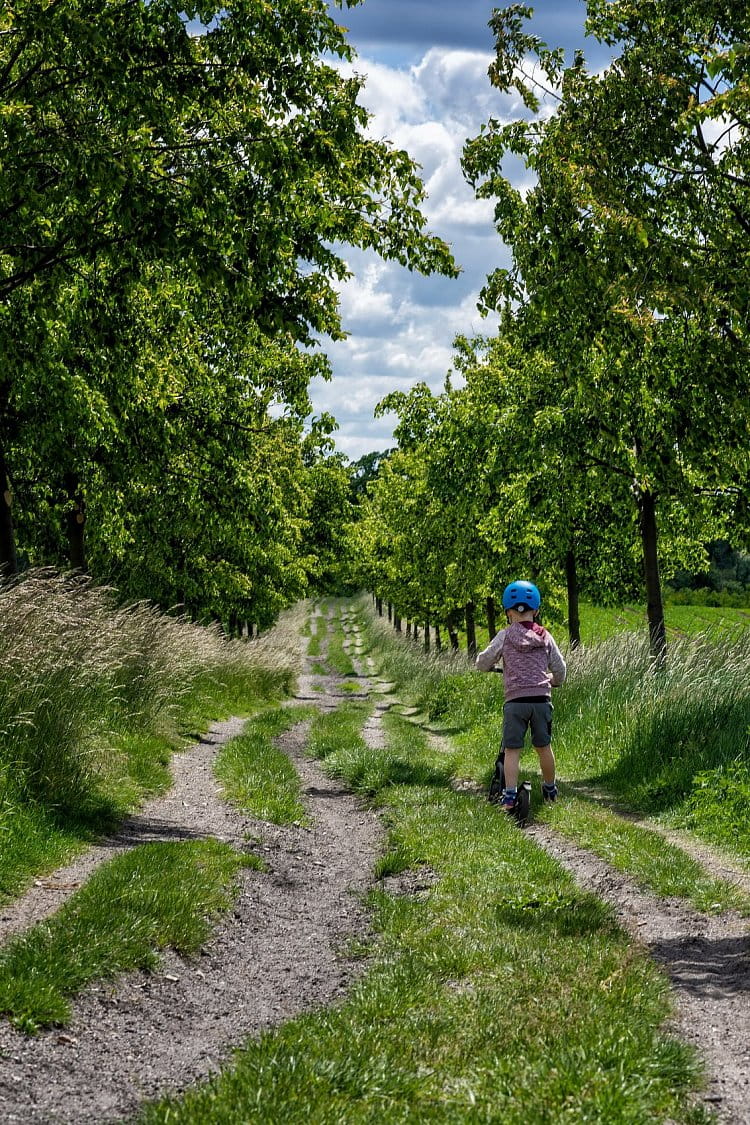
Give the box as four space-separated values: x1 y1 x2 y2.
475 629 507 672
548 636 567 686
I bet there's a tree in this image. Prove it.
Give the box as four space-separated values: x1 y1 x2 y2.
348 450 394 503
0 1 454 325
0 0 457 611
462 0 750 661
299 421 360 597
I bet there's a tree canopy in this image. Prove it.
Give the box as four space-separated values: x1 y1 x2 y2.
0 0 457 624
458 0 750 658
350 1 749 660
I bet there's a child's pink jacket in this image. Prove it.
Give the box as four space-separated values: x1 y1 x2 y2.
476 621 567 701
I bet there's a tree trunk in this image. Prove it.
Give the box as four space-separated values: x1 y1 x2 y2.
0 443 18 575
64 473 87 572
465 601 477 659
447 610 460 651
406 620 412 638
434 623 442 653
376 596 383 616
638 488 667 666
424 617 430 653
565 549 581 650
394 615 402 633
486 595 497 639
387 602 392 622
66 508 86 572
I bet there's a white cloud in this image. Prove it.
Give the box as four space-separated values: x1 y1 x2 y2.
413 48 525 124
314 47 507 460
346 59 427 134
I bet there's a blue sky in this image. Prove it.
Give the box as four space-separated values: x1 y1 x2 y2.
311 1 608 461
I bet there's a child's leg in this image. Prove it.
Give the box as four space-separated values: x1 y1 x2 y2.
502 747 521 790
501 704 527 794
534 744 556 785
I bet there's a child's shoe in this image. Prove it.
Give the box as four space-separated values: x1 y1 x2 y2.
542 782 558 804
500 788 518 813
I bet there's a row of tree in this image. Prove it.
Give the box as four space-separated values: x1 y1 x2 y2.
0 0 455 628
348 0 750 663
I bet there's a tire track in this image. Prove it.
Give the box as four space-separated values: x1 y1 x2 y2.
0 611 384 1123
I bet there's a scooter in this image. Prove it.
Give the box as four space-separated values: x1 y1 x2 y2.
487 748 532 827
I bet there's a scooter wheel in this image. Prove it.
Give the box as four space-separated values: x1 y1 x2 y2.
487 751 506 804
514 782 531 827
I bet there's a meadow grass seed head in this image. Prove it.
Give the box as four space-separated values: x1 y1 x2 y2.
0 569 298 804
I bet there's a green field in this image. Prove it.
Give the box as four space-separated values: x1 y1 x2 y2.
468 601 750 654
565 602 750 647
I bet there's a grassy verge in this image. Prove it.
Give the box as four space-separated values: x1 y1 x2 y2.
139 708 707 1124
0 576 300 905
0 839 249 1034
550 629 750 859
214 706 317 825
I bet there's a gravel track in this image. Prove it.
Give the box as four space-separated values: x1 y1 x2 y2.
0 609 748 1122
0 622 384 1123
524 823 750 1124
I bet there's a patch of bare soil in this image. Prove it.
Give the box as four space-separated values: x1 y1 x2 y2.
525 823 750 1124
0 632 385 1122
567 781 750 897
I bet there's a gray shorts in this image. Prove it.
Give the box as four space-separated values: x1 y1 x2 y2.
503 700 553 749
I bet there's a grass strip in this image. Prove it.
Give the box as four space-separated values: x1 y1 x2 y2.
326 623 357 677
214 706 316 825
307 621 323 658
0 802 95 907
545 795 750 915
0 839 246 1034
140 711 705 1124
306 703 454 797
307 701 372 780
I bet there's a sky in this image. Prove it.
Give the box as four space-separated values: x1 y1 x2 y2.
311 0 610 462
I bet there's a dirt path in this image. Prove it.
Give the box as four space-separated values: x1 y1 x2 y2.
0 621 385 1123
1 606 749 1122
524 823 750 1124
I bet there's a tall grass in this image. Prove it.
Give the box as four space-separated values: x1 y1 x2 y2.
553 628 750 850
0 571 299 896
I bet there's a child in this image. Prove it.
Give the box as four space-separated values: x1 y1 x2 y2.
475 580 567 812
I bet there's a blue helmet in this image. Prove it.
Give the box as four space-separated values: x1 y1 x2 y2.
502 580 541 613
